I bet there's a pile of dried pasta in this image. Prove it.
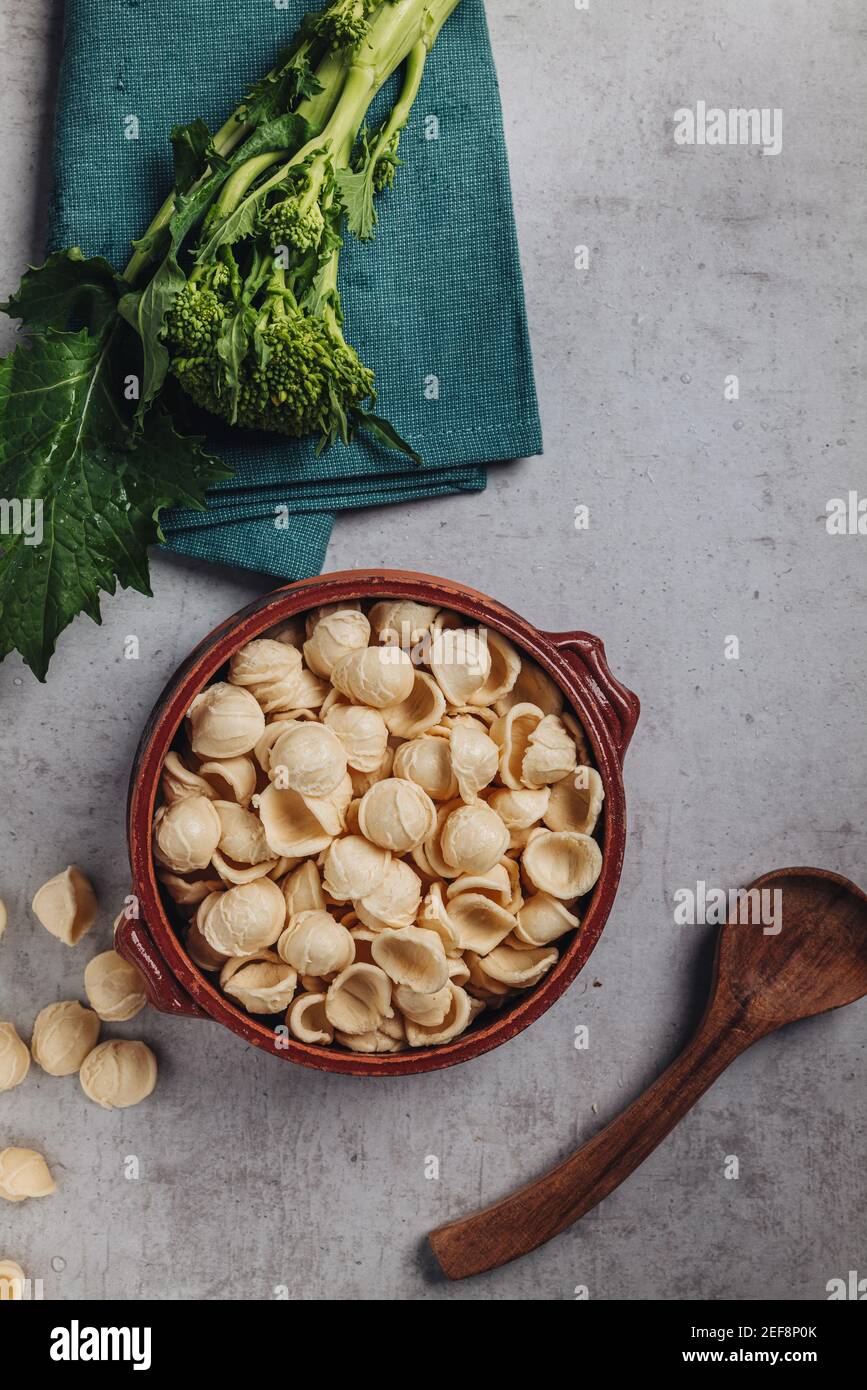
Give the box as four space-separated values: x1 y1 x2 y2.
154 600 605 1053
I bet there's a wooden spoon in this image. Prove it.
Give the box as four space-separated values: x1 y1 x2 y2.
429 867 867 1280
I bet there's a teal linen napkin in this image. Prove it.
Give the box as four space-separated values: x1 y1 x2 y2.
49 0 541 579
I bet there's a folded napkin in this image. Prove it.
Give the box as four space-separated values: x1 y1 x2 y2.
49 0 542 579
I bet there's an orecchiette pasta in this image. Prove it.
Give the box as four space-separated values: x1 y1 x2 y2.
288 991 333 1045
281 861 325 916
0 1260 27 1298
220 951 298 1014
323 702 388 772
370 926 449 993
322 835 391 901
381 670 446 739
31 1000 100 1076
0 1023 30 1092
392 735 458 800
522 830 603 901
277 910 355 978
543 766 605 835
200 877 286 957
331 646 415 708
515 892 580 946
358 778 437 854
369 600 440 647
325 963 393 1035
187 682 265 757
449 723 499 803
303 609 371 676
154 796 222 874
0 1148 56 1202
269 722 348 797
155 599 604 1051
356 858 422 930
84 951 148 1022
79 1040 157 1110
440 803 509 875
429 627 491 705
31 865 98 947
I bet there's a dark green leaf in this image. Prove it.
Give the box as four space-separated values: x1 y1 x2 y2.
353 409 421 465
171 118 228 194
0 327 231 678
334 165 378 241
214 305 258 423
239 41 323 127
1 248 122 335
117 250 186 421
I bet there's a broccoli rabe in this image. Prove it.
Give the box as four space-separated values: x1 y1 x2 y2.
152 0 460 455
0 0 466 679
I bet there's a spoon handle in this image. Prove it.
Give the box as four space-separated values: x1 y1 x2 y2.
429 1005 750 1280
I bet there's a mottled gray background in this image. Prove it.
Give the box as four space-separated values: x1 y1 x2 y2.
0 0 864 1301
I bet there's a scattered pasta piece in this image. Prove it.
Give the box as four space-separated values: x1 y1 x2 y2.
0 1023 30 1092
84 950 148 1022
0 1147 55 1202
31 866 98 946
31 1001 100 1077
79 1040 157 1110
0 1259 26 1299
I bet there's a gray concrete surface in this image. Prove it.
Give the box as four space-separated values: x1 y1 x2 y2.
1 0 865 1302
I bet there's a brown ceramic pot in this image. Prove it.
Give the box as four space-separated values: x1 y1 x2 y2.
116 570 639 1076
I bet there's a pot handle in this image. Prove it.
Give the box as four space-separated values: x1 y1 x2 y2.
546 631 640 763
114 910 207 1019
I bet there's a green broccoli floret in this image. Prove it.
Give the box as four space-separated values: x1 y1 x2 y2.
164 283 226 357
312 0 379 51
164 270 375 441
261 195 326 253
240 315 375 437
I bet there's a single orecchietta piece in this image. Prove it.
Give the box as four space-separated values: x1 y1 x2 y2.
0 898 7 940
0 1259 27 1299
0 1023 30 1092
0 1147 56 1202
79 1040 158 1110
31 1000 100 1076
154 796 222 874
154 600 604 1051
31 866 98 946
84 950 148 1022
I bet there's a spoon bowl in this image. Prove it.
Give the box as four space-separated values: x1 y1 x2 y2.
713 868 867 1036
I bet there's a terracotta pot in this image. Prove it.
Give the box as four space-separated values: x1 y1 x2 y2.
116 570 639 1076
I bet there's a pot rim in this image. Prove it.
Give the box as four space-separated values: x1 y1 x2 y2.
126 569 636 1076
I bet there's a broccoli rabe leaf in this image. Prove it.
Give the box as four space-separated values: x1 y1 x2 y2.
214 304 259 423
0 327 230 679
354 409 421 464
239 42 323 127
1 248 122 335
118 251 186 423
171 118 228 194
334 164 378 241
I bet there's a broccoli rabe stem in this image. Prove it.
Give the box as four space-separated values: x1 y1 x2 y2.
121 13 352 285
208 0 459 231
